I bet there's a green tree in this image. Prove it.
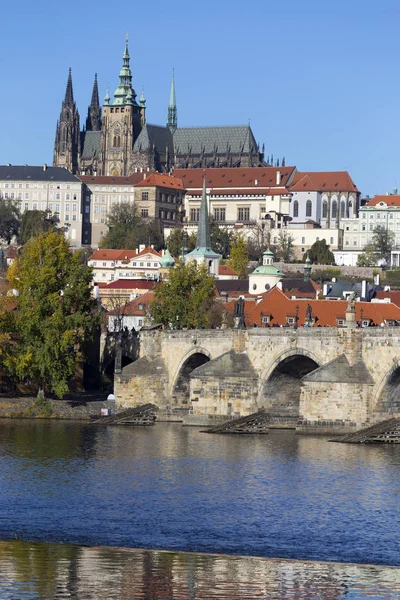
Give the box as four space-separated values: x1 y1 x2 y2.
151 261 216 329
19 210 58 244
0 198 20 244
0 232 100 397
209 218 233 258
303 239 335 265
275 230 295 262
99 203 163 250
228 235 249 278
370 225 394 263
356 244 379 267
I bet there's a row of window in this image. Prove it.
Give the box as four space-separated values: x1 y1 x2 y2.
190 207 250 222
3 183 78 190
93 195 133 203
92 261 159 268
293 199 353 219
4 192 77 201
361 212 397 219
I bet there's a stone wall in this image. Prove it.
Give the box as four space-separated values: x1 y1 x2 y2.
276 262 382 279
114 356 169 408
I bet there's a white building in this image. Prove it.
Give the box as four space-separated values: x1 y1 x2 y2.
288 171 360 229
88 245 162 284
0 165 83 246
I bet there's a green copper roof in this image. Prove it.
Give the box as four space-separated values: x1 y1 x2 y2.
112 37 138 106
159 249 175 268
167 70 177 133
185 176 221 261
252 264 285 276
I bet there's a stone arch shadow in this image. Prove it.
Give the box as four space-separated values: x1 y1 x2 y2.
169 346 212 405
371 356 400 416
256 348 321 417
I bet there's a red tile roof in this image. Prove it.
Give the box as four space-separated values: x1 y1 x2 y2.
289 171 359 193
245 286 400 327
375 291 400 305
365 195 400 207
89 249 138 262
218 265 239 276
104 279 158 290
80 173 147 185
173 167 296 191
136 246 162 258
107 291 154 317
135 173 185 190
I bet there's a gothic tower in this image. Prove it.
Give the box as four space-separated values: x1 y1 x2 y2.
100 37 146 176
86 73 102 131
167 70 177 134
53 69 81 173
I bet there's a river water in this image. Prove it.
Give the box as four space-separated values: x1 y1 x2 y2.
0 420 399 598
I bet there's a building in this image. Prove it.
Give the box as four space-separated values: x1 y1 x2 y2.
248 249 285 294
0 165 83 246
54 39 267 177
134 173 185 226
177 166 296 236
88 246 162 284
288 171 360 229
342 195 400 262
106 290 154 332
98 279 157 308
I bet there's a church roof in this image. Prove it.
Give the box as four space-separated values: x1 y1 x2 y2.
0 165 80 182
133 124 174 154
290 171 359 193
81 131 101 159
173 125 258 156
173 167 296 190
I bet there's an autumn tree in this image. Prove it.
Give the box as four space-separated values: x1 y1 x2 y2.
99 203 163 250
228 235 249 278
151 261 216 329
0 198 20 244
0 232 100 397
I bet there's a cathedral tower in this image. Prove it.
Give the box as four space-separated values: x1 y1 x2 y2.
100 37 146 176
86 73 102 131
53 69 81 173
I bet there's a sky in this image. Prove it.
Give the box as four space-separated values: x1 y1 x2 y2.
1 0 399 197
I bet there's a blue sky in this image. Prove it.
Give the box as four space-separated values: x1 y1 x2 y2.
1 0 399 196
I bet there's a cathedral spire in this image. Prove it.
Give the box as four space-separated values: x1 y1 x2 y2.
167 69 177 134
86 73 102 131
196 174 211 250
64 68 74 104
113 35 136 105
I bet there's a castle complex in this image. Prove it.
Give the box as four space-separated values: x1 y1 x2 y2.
53 38 266 176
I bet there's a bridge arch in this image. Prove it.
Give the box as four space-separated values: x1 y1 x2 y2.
257 348 320 417
372 356 400 415
170 346 212 405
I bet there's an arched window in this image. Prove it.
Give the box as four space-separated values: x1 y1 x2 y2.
302 237 305 244
330 237 334 244
331 200 337 219
340 201 345 218
293 200 299 218
113 135 121 147
322 201 328 219
306 199 312 217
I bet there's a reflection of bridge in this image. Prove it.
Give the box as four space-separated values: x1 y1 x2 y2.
114 328 400 433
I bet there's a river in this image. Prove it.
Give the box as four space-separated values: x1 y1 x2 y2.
0 420 399 598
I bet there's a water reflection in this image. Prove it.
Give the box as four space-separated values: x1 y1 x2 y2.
1 422 400 566
0 540 399 600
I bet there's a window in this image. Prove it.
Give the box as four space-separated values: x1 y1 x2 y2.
142 192 149 201
66 194 70 200
340 201 345 218
306 200 312 217
56 193 60 200
101 196 105 203
330 237 334 244
369 224 373 231
362 224 366 231
55 203 60 213
237 207 250 221
322 201 328 219
286 317 295 325
331 200 337 219
190 208 200 222
72 204 77 212
24 202 28 210
293 200 299 218
65 203 70 212
362 213 366 219
147 262 151 267
72 215 77 221
65 214 70 221
261 316 270 324
214 207 226 222
301 237 305 244
140 208 149 218
337 319 345 326
33 203 37 210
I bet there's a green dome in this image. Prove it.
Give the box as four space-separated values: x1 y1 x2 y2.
159 249 175 269
252 265 285 276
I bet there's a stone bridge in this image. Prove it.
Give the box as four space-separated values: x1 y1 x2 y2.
114 327 400 433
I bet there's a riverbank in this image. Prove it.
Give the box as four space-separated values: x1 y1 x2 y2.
0 392 115 419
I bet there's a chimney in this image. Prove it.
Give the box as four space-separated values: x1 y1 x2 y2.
139 244 145 252
43 163 47 171
143 172 146 179
276 170 281 185
255 179 258 185
276 281 283 290
323 283 329 296
361 280 367 300
93 285 99 300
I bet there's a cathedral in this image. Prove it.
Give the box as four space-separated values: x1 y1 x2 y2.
53 38 267 176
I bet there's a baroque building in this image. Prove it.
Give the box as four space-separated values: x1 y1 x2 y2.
53 38 267 177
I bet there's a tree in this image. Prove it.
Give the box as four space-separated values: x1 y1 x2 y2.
228 235 249 278
209 218 233 258
275 230 295 263
19 210 58 244
151 261 216 329
0 198 20 244
370 225 394 264
303 239 335 265
356 244 379 267
0 232 100 397
99 203 164 250
246 221 272 261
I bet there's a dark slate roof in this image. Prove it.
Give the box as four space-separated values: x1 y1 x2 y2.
302 355 374 384
81 131 101 159
133 124 173 153
0 165 80 182
173 125 258 155
282 278 317 295
216 280 249 293
325 281 374 301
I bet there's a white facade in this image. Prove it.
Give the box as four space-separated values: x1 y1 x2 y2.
290 190 357 229
342 196 400 251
